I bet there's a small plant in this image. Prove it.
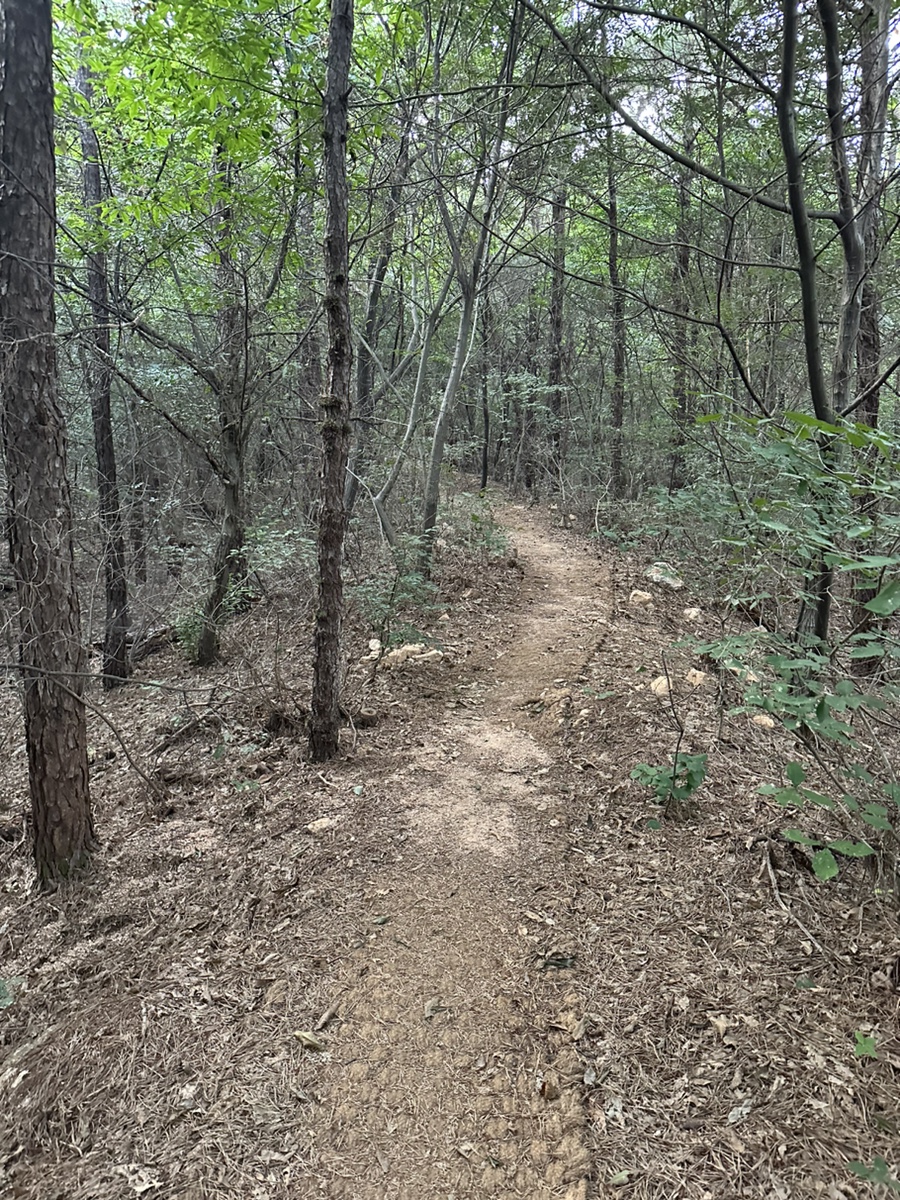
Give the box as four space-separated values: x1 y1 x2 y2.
442 491 509 562
631 752 708 819
759 760 886 882
854 1029 878 1059
174 607 204 660
351 533 440 648
849 1157 900 1193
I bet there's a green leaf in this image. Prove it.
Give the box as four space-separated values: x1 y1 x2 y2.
838 555 900 571
865 580 900 616
827 839 875 857
811 848 839 881
782 829 821 847
854 1030 878 1059
786 761 806 786
801 788 836 810
861 811 893 832
848 1158 900 1191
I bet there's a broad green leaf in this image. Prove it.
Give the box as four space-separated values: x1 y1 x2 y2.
861 811 893 832
786 761 806 786
865 580 900 615
827 839 874 857
811 848 839 881
782 829 821 846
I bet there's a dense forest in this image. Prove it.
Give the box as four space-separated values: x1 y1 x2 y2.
3 1 900 1196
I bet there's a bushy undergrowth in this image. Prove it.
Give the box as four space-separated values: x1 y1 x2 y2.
616 412 900 897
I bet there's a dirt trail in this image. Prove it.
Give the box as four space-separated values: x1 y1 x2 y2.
315 508 606 1199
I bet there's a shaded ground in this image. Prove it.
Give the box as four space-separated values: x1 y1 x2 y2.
1 498 899 1199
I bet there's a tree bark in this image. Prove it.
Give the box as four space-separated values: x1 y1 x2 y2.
547 187 566 482
196 150 249 667
606 113 626 500
309 0 354 762
0 0 94 886
76 65 130 687
421 281 476 561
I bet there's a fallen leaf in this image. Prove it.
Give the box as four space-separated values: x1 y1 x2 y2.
709 1014 731 1038
424 995 449 1020
293 1030 326 1051
727 1098 753 1124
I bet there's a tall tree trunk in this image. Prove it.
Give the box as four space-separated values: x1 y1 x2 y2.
547 187 566 485
421 282 476 563
778 0 835 645
669 155 692 492
76 65 130 687
606 114 626 500
309 0 354 762
196 152 248 667
851 0 889 650
0 0 94 886
479 296 492 491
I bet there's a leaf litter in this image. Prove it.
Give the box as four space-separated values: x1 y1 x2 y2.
0 496 898 1198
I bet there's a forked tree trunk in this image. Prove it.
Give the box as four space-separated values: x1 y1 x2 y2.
309 0 354 762
421 281 476 562
0 0 94 886
76 65 130 687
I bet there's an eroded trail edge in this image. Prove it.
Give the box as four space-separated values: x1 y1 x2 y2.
314 509 607 1199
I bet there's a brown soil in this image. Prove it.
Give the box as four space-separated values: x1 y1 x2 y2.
1 498 899 1200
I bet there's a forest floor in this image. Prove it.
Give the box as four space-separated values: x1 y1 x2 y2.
1 495 900 1200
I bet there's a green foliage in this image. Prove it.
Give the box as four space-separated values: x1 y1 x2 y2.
245 520 316 579
0 977 23 1009
849 1157 900 1192
643 414 900 893
854 1030 879 1060
174 607 204 661
631 753 708 818
758 759 895 884
352 534 440 648
440 491 509 563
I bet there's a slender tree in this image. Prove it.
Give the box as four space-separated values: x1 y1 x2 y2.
309 0 354 762
76 64 130 687
0 0 94 886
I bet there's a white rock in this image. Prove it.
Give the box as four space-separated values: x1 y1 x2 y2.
414 648 444 665
683 607 702 621
306 817 338 834
645 562 684 589
629 589 654 608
